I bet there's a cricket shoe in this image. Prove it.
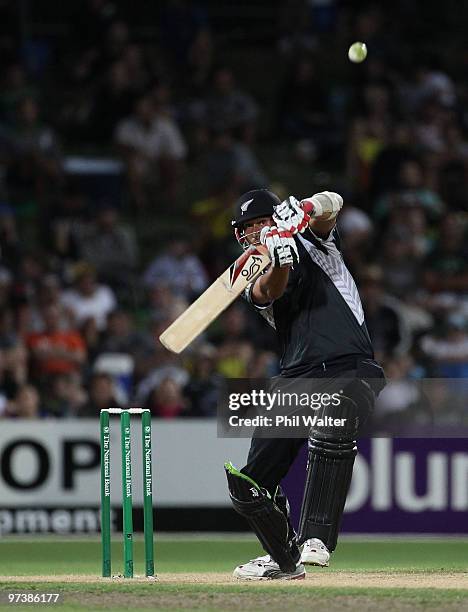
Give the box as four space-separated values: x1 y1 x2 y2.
233 554 306 581
300 538 330 567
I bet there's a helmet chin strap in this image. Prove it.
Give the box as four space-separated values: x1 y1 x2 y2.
235 227 262 250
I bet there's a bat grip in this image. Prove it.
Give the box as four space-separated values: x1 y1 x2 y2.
255 244 269 256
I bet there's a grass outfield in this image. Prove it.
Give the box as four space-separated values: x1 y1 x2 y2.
0 537 468 611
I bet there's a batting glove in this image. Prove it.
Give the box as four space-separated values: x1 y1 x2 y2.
301 191 343 220
260 225 299 268
273 196 311 235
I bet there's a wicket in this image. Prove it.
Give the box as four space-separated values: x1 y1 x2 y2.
99 408 154 578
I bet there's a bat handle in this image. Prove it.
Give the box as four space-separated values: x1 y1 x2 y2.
255 244 269 256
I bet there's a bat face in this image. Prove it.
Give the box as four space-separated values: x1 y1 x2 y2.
228 247 267 286
159 246 270 354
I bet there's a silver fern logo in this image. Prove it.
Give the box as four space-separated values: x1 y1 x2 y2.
240 198 254 214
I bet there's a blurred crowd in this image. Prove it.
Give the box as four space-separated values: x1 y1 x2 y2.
0 1 467 420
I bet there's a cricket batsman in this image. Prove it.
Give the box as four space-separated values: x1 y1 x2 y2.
225 189 386 579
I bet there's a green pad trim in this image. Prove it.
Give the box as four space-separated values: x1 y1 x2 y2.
224 461 266 494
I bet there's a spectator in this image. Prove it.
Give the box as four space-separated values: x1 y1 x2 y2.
47 181 89 271
159 0 209 68
0 307 27 398
11 252 47 337
212 307 256 377
216 340 254 378
145 377 187 418
73 20 129 84
0 63 37 122
93 350 134 403
122 44 150 95
115 93 187 207
133 314 185 383
183 344 221 416
347 82 393 197
423 214 468 312
359 265 410 361
4 96 62 204
203 67 259 143
9 384 41 418
438 155 468 214
26 303 87 380
0 390 11 417
80 316 101 364
418 61 457 107
276 57 330 160
190 184 237 246
79 372 120 416
377 227 423 300
369 123 414 201
0 204 21 267
143 240 208 300
90 60 137 144
100 20 129 63
374 158 444 221
97 309 150 357
186 28 214 96
61 263 117 331
0 269 12 310
37 274 63 310
420 313 468 378
209 304 250 345
249 350 278 377
135 348 189 405
145 285 188 327
413 97 450 161
203 127 269 194
337 205 373 275
77 200 138 292
373 354 424 432
42 372 87 417
28 274 70 333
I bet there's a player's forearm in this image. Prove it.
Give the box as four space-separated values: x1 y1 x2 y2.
308 216 336 237
252 266 290 303
300 192 342 238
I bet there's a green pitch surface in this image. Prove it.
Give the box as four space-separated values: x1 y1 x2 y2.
1 536 468 611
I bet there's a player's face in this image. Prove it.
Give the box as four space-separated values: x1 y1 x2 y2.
243 217 273 245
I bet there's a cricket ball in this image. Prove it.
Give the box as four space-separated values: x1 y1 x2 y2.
348 42 367 63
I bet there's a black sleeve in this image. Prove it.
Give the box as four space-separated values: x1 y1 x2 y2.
243 276 274 310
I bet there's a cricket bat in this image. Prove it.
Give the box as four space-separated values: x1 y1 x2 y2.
159 245 270 353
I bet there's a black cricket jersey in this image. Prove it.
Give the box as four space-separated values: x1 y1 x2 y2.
245 227 374 376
